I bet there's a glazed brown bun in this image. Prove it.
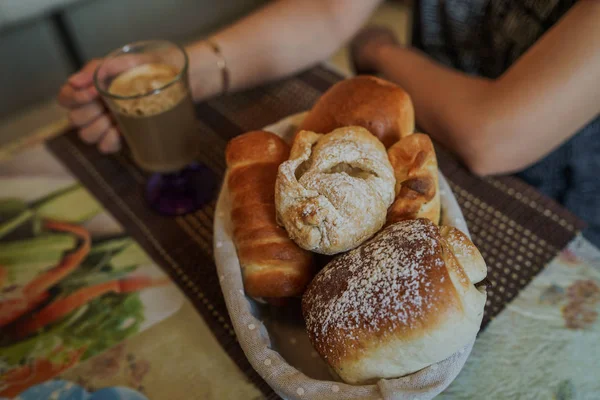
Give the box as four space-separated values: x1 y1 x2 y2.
302 219 486 384
298 76 414 148
226 131 314 298
386 133 441 225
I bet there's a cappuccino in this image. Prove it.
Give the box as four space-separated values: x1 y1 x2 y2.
108 63 200 173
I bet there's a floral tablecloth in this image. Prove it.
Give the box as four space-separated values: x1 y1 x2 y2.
442 236 600 399
0 145 261 400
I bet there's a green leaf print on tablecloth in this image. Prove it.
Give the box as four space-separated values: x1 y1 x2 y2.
440 236 600 400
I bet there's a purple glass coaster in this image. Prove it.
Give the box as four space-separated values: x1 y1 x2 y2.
145 163 218 216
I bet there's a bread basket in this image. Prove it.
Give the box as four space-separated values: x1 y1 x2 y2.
213 112 477 400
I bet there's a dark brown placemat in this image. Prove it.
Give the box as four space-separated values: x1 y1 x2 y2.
46 65 585 399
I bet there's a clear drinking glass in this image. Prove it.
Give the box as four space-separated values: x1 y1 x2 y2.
94 40 217 215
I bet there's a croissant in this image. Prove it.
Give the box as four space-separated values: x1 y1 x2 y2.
386 133 441 225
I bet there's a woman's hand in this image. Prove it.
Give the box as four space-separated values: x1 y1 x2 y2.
350 26 399 74
58 60 121 154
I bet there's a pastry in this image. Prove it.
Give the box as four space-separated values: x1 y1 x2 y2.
387 133 440 225
298 76 414 148
302 219 487 384
275 126 395 255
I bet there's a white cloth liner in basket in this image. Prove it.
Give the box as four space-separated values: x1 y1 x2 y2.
213 112 480 400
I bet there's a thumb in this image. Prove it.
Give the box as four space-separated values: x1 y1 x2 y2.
68 59 102 89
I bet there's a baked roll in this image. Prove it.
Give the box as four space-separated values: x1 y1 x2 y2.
386 133 441 225
275 126 395 255
302 219 487 384
298 76 414 148
226 131 314 298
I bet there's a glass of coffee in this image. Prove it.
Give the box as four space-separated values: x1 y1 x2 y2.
94 40 216 216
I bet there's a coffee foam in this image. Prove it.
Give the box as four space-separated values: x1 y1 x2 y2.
109 63 187 117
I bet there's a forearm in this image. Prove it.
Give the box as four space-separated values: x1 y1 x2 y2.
373 46 493 167
187 0 381 101
484 0 600 172
373 0 600 176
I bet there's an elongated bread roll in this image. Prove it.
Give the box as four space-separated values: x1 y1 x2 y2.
387 133 440 225
225 131 314 298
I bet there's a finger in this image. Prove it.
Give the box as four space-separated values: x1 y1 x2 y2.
57 84 76 107
58 84 99 108
98 128 122 154
68 59 102 89
78 115 112 144
68 101 105 127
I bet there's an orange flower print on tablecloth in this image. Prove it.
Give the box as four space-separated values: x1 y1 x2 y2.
562 302 598 329
562 280 600 330
566 280 600 305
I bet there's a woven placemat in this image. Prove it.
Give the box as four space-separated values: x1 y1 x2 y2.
46 65 585 399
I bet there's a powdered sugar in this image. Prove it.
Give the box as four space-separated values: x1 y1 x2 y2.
449 233 474 257
303 219 446 360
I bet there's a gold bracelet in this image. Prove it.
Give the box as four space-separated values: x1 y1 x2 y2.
206 38 230 95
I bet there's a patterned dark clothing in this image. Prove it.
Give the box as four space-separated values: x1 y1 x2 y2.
412 0 600 246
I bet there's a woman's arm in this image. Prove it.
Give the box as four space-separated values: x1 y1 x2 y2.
187 0 382 100
58 0 381 153
369 0 600 175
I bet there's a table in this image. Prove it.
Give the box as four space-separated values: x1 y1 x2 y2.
0 66 598 400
